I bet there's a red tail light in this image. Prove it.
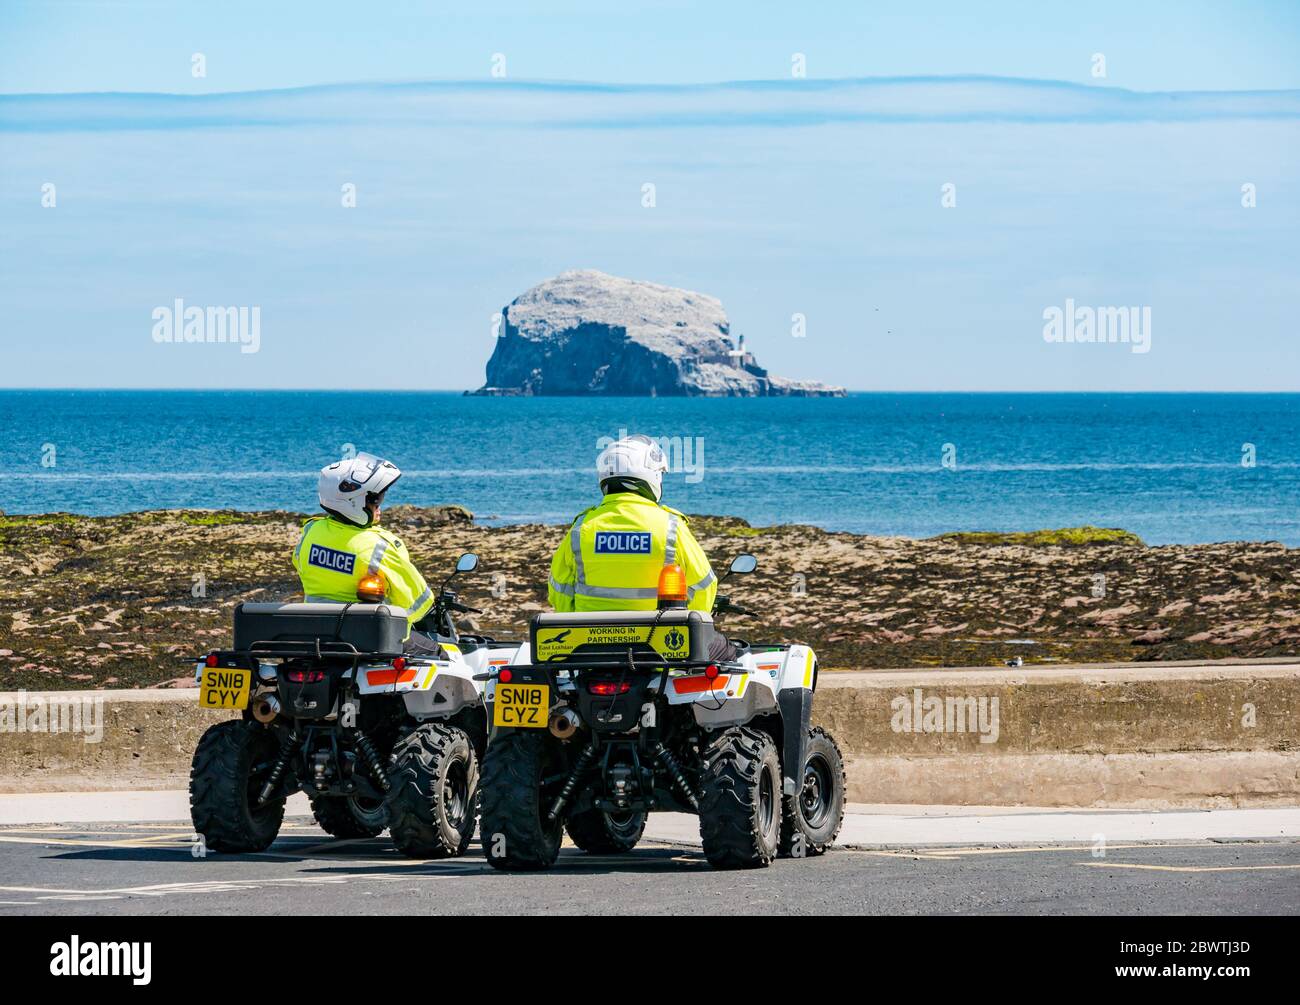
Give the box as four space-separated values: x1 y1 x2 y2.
704 664 720 680
589 681 632 696
392 657 407 671
205 653 218 667
285 669 325 684
498 668 513 684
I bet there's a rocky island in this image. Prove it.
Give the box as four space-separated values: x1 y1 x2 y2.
472 270 845 397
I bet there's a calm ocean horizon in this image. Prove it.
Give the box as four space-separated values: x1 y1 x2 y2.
1 390 1297 546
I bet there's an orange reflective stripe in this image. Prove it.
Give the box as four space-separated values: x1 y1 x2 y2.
673 674 728 695
366 666 418 686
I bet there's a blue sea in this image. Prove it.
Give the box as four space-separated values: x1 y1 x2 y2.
1 391 1297 546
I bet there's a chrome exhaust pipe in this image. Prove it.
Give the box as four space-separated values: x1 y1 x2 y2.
252 692 281 724
548 708 581 740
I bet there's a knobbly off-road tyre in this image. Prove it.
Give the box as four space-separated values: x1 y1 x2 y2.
698 726 781 869
386 722 479 858
564 807 647 854
311 793 387 839
189 719 285 854
479 730 564 871
778 727 845 858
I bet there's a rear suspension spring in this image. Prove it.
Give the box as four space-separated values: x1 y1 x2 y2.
548 739 599 821
258 732 301 806
354 729 391 793
652 742 700 811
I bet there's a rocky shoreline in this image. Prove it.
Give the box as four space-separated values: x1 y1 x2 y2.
0 507 1296 690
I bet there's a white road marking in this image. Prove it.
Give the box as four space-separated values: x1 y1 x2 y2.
0 876 358 898
847 841 1221 860
1077 861 1300 874
0 790 311 825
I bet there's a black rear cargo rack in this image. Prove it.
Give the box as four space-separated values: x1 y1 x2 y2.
240 639 394 662
233 602 407 658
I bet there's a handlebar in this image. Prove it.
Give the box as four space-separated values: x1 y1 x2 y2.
712 595 752 618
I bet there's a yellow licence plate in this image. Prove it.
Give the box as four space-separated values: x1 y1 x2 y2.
493 683 550 729
199 667 252 709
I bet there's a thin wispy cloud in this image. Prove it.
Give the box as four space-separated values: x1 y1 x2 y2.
4 76 1300 134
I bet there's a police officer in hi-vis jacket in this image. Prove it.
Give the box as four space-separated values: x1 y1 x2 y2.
292 452 441 655
548 433 734 661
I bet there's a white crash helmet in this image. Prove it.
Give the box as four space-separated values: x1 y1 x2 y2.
596 433 668 502
318 452 401 527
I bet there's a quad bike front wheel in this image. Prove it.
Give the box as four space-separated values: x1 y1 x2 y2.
565 807 647 854
698 726 782 869
778 727 845 857
479 729 564 871
385 722 479 858
311 793 388 839
189 719 285 854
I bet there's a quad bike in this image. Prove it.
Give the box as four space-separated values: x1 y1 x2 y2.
189 553 519 858
478 553 845 871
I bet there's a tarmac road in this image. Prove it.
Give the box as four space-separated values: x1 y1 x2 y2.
0 817 1297 915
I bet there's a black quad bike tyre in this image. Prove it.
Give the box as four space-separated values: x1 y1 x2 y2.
778 727 846 858
311 793 388 839
565 807 647 854
385 722 479 858
479 730 564 871
189 719 285 854
698 726 782 869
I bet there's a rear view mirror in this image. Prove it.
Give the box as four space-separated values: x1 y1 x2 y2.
456 553 479 574
729 553 757 575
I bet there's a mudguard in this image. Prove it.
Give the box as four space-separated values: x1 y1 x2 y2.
777 685 813 796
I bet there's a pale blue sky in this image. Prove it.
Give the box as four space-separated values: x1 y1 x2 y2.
3 1 1300 93
0 3 1297 391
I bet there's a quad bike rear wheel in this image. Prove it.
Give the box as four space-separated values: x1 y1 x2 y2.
565 807 647 854
778 727 845 857
311 793 387 839
385 722 478 858
698 726 782 869
189 719 285 854
479 730 564 871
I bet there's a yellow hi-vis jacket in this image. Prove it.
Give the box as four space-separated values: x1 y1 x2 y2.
548 492 717 613
292 516 435 636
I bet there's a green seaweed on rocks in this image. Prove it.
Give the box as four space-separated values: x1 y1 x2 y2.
932 526 1146 548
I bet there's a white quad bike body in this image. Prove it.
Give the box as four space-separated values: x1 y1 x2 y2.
490 639 817 796
189 553 521 859
479 557 845 871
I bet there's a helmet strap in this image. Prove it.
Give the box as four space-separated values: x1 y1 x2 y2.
322 505 368 528
600 476 657 502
